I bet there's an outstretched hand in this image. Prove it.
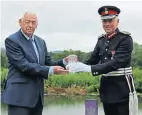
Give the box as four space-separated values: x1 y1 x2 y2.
53 66 69 75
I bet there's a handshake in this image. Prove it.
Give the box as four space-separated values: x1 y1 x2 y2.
53 55 91 75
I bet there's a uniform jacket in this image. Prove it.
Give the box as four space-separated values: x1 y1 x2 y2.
85 28 133 103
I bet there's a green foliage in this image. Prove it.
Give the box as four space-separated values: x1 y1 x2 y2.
1 68 142 93
1 68 8 90
132 43 142 68
1 48 8 68
50 49 90 62
133 67 142 92
46 73 99 89
1 42 142 68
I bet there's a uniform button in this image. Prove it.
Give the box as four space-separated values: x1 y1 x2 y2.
105 57 107 59
107 41 109 43
94 72 98 75
106 49 108 51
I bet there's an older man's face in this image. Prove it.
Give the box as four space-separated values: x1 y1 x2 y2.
19 13 38 37
102 17 119 34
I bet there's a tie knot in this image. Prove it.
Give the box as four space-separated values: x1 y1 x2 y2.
29 38 34 42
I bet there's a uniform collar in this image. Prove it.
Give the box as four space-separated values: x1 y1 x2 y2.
106 28 119 39
21 29 35 41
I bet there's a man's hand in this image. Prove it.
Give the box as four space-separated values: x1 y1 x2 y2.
53 66 69 75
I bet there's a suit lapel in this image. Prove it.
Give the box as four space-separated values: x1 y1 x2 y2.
18 30 38 62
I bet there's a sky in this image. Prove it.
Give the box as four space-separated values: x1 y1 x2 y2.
1 0 142 52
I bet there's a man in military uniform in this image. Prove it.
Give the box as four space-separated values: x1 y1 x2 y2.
67 5 137 115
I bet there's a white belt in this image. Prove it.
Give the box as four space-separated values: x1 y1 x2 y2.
103 67 132 76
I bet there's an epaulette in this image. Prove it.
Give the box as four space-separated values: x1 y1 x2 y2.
98 34 105 40
120 31 131 36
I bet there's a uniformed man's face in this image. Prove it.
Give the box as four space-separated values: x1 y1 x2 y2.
19 12 38 37
102 17 119 34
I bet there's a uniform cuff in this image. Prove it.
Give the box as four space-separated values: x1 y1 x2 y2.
91 66 99 76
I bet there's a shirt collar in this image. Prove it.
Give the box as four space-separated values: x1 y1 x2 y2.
21 29 34 41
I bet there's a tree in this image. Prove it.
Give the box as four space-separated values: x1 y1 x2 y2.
132 43 142 68
1 48 8 68
1 42 142 69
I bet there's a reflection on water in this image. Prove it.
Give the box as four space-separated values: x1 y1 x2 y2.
1 95 142 115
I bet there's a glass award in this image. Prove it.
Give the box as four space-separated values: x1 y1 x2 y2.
66 55 78 73
68 55 78 63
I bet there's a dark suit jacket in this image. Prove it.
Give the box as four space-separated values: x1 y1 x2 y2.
2 30 64 107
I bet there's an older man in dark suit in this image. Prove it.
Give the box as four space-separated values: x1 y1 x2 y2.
2 12 69 115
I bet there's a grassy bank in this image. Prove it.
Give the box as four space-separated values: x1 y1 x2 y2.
1 67 142 95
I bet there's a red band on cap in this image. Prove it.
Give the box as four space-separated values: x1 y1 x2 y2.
101 10 118 16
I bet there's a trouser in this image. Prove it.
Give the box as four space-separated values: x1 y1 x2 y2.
103 101 129 115
8 97 43 115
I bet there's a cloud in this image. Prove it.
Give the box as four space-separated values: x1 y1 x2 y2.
1 1 142 52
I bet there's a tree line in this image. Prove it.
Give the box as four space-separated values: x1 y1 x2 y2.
1 42 142 69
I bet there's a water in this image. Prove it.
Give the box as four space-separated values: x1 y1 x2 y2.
1 95 142 115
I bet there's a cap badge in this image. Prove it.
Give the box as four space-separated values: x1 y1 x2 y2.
105 8 108 14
